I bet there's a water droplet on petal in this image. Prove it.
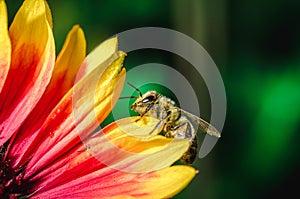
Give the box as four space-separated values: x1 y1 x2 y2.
49 132 54 138
51 113 57 120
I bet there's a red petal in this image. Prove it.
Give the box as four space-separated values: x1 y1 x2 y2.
5 25 86 169
0 0 55 145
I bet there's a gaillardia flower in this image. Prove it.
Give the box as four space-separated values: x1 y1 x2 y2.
0 0 196 198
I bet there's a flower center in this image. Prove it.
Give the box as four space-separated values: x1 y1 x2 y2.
0 143 30 198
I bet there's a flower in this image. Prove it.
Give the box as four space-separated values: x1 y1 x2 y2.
0 0 196 198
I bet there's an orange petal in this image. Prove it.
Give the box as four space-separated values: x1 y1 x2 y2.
0 0 55 145
24 52 126 179
0 0 11 93
6 25 86 169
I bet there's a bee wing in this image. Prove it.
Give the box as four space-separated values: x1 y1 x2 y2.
179 108 221 138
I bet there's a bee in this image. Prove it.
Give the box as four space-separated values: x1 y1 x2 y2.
122 82 221 164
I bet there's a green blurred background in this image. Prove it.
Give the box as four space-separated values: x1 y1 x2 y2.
7 0 300 198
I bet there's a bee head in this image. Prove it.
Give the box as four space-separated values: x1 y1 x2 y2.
130 91 159 114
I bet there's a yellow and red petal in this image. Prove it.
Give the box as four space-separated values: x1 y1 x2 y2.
0 0 11 93
88 117 190 173
49 25 86 96
0 1 197 198
23 117 163 186
34 117 188 181
31 165 196 199
140 166 196 198
23 51 126 179
0 0 55 145
6 25 86 168
26 117 193 198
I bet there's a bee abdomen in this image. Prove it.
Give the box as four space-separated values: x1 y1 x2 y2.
180 137 198 164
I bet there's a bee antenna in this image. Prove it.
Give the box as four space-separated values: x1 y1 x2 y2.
126 82 143 97
119 96 139 99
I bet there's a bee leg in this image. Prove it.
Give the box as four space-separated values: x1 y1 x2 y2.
149 112 169 135
169 122 185 131
134 112 146 122
167 122 191 139
135 104 154 122
149 119 165 135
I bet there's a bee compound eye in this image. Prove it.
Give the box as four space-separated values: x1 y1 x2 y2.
142 98 149 103
142 95 155 103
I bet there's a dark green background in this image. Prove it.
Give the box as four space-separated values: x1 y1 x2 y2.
7 0 300 198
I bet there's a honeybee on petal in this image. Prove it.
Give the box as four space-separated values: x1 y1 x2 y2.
122 82 221 164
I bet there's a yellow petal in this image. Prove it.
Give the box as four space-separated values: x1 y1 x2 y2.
44 0 53 28
73 51 127 133
136 166 196 199
9 0 52 48
0 0 11 92
86 117 190 173
75 36 119 80
111 116 163 137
